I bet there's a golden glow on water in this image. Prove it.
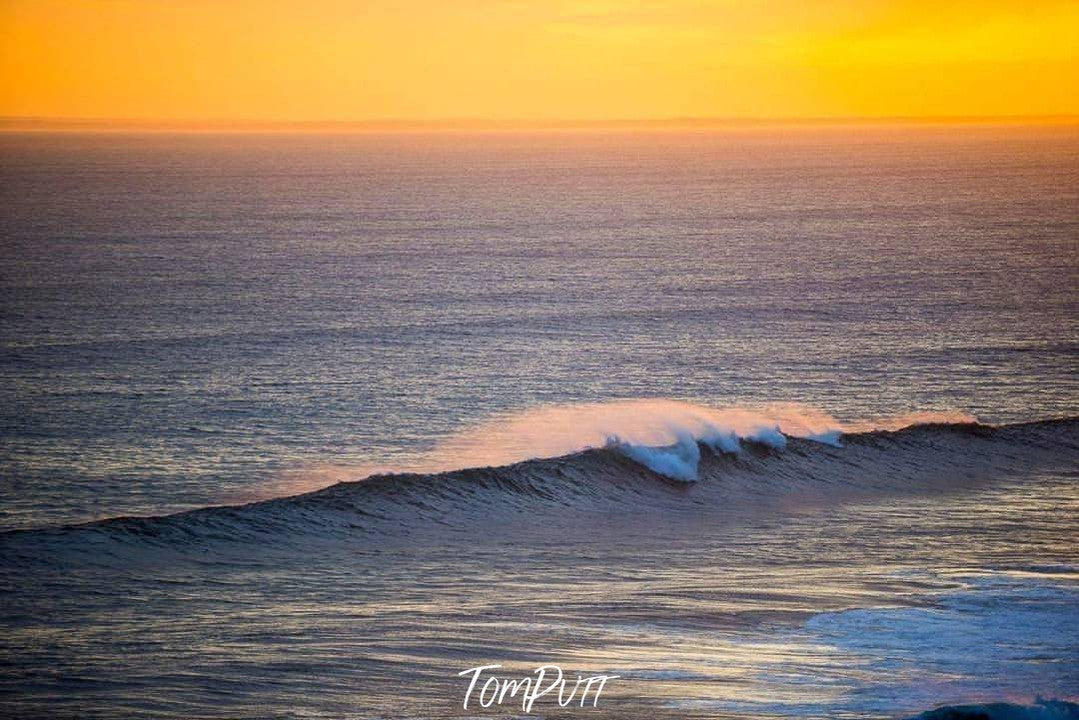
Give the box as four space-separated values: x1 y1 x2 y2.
2 0 1078 123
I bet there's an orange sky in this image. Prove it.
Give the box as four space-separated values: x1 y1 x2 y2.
2 0 1077 122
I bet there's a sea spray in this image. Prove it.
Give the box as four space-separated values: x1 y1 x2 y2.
272 400 976 490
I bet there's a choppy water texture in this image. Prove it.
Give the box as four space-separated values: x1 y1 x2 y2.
1 126 1077 718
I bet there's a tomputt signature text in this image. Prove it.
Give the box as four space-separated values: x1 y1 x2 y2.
458 664 619 713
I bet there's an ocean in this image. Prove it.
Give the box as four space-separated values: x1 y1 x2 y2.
1 124 1077 719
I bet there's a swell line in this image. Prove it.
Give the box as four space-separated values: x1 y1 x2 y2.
2 417 1075 568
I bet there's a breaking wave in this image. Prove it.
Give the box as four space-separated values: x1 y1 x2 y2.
282 400 978 487
1 403 1075 565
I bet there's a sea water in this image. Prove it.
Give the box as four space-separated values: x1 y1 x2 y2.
0 125 1076 718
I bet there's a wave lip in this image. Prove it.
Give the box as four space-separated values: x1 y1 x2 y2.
606 422 788 482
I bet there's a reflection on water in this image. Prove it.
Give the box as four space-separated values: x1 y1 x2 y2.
2 457 1075 718
2 126 1078 529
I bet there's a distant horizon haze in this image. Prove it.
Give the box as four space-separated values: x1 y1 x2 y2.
3 113 1078 134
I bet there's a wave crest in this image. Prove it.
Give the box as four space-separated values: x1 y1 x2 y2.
315 400 979 485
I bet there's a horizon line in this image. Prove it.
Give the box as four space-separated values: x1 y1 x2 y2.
3 114 1079 134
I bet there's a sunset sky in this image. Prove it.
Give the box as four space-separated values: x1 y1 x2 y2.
2 0 1078 123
